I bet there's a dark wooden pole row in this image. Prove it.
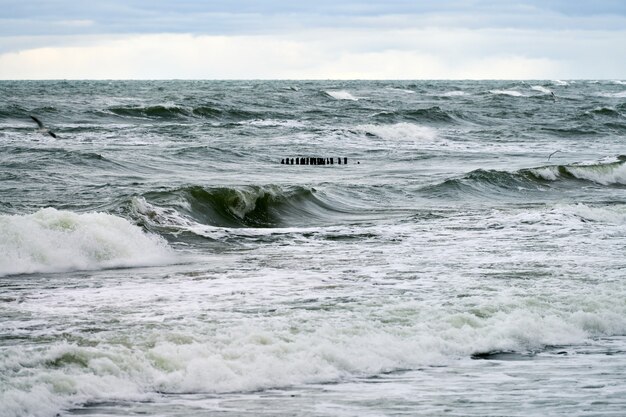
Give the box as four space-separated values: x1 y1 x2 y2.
281 157 348 165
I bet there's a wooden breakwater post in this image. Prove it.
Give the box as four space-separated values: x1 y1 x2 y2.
281 157 349 165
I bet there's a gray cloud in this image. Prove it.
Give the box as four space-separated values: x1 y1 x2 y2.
1 0 624 79
2 0 626 39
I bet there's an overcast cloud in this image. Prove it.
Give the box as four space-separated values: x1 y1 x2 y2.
1 0 625 79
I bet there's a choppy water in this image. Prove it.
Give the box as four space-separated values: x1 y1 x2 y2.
2 80 626 416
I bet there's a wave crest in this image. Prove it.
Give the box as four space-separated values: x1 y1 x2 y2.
131 185 352 232
0 208 174 277
425 160 626 199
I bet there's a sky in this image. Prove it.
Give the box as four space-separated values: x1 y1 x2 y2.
1 0 625 79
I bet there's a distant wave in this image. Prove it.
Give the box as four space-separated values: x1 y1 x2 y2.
596 91 626 98
372 106 458 124
441 91 468 97
105 104 264 121
356 122 438 142
324 90 359 101
0 208 174 277
423 159 626 199
531 86 552 94
108 105 189 119
588 107 622 118
489 89 526 97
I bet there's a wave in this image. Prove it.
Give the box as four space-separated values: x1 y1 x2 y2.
424 160 626 199
0 208 174 277
129 185 356 232
489 89 526 97
191 106 262 121
375 106 457 124
324 90 359 101
108 105 189 119
589 107 622 118
356 122 438 142
597 91 626 98
441 91 468 97
105 104 264 121
3 284 626 417
531 85 552 94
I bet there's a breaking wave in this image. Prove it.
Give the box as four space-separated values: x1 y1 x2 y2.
129 185 359 233
424 159 626 199
0 208 174 277
324 90 359 101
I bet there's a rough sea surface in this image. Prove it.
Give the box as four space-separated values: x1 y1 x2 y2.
1 80 626 416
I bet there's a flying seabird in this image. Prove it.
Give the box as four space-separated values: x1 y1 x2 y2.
30 115 57 138
547 150 561 161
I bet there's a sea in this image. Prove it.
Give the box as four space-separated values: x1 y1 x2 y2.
1 80 626 417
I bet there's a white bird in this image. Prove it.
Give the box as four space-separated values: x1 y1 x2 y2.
30 115 57 138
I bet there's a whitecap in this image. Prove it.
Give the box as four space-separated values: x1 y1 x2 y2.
489 89 526 97
0 208 174 277
325 90 359 101
356 122 438 142
240 119 305 128
596 91 626 98
531 85 552 94
441 91 468 97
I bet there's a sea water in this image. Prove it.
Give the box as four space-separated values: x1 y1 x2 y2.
1 80 626 416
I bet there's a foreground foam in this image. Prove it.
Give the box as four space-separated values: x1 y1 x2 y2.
2 291 625 417
0 208 174 276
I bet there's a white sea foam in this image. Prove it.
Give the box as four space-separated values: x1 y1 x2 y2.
489 89 526 97
0 208 174 277
131 197 227 239
552 80 569 86
241 119 305 128
531 163 626 185
325 90 359 101
2 292 625 417
566 163 626 185
357 122 437 142
531 85 552 94
530 166 560 181
441 91 468 97
387 88 416 94
558 203 626 224
596 91 626 98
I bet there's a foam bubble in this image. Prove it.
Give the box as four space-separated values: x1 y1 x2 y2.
0 208 174 276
